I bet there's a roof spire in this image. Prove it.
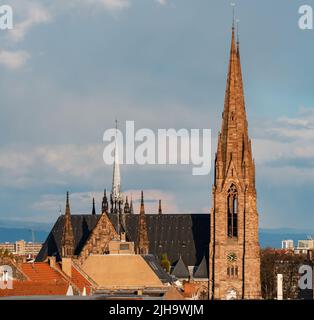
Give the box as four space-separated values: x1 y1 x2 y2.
130 195 134 214
61 191 74 258
111 119 122 205
158 200 162 215
101 189 108 213
140 190 145 215
92 197 96 215
65 191 70 216
137 191 149 254
124 195 130 214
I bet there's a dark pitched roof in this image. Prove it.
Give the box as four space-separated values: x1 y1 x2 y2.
36 215 99 262
37 213 210 268
142 254 173 284
193 255 208 279
110 213 209 266
171 256 190 279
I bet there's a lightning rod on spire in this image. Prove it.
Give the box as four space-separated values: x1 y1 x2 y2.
231 3 236 29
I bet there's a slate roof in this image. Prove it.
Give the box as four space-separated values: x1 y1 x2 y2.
193 255 208 279
171 256 190 279
110 213 210 266
36 213 210 268
142 254 173 284
36 215 99 262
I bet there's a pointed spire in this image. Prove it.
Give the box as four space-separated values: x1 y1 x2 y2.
102 189 108 213
137 191 149 254
92 197 96 215
215 19 254 188
124 196 130 214
112 120 122 201
130 196 134 214
140 190 145 215
65 191 70 216
158 200 162 215
61 192 75 258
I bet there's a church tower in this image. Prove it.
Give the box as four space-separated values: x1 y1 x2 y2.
209 23 261 300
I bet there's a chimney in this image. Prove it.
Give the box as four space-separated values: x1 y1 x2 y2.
48 256 56 269
62 257 72 278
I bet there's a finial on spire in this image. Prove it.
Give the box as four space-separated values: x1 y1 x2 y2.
236 19 240 44
231 3 236 29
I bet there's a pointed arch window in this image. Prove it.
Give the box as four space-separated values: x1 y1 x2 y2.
227 184 238 238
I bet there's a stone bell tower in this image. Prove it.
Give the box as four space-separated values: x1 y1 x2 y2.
209 23 261 300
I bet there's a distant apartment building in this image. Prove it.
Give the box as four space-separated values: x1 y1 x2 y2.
0 240 42 257
294 239 314 255
282 240 294 250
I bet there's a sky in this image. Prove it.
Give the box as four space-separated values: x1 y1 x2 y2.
0 0 314 229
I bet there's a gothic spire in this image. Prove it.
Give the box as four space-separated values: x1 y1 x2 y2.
124 196 130 214
92 197 96 215
102 189 108 213
130 196 134 214
140 190 145 215
137 191 149 254
215 22 254 190
111 119 122 203
61 191 75 258
158 200 162 215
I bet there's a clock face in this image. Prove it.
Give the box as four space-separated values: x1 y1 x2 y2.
227 252 237 262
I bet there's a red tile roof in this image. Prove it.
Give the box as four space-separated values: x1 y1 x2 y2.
0 280 69 297
0 261 93 298
71 266 92 295
21 263 66 283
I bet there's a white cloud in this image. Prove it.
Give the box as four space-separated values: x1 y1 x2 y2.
99 0 130 10
155 0 168 5
0 50 30 69
251 107 314 184
8 2 51 42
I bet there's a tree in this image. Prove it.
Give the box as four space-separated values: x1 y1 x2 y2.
161 253 171 273
260 248 308 299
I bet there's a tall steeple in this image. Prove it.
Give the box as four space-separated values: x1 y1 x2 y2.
215 21 255 191
61 192 75 258
137 191 149 254
209 20 261 300
111 119 123 213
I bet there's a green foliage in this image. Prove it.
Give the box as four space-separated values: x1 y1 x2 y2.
161 253 171 273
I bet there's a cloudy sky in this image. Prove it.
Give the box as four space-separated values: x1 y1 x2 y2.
0 0 313 229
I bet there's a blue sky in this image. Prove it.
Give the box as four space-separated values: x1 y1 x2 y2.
0 0 314 229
